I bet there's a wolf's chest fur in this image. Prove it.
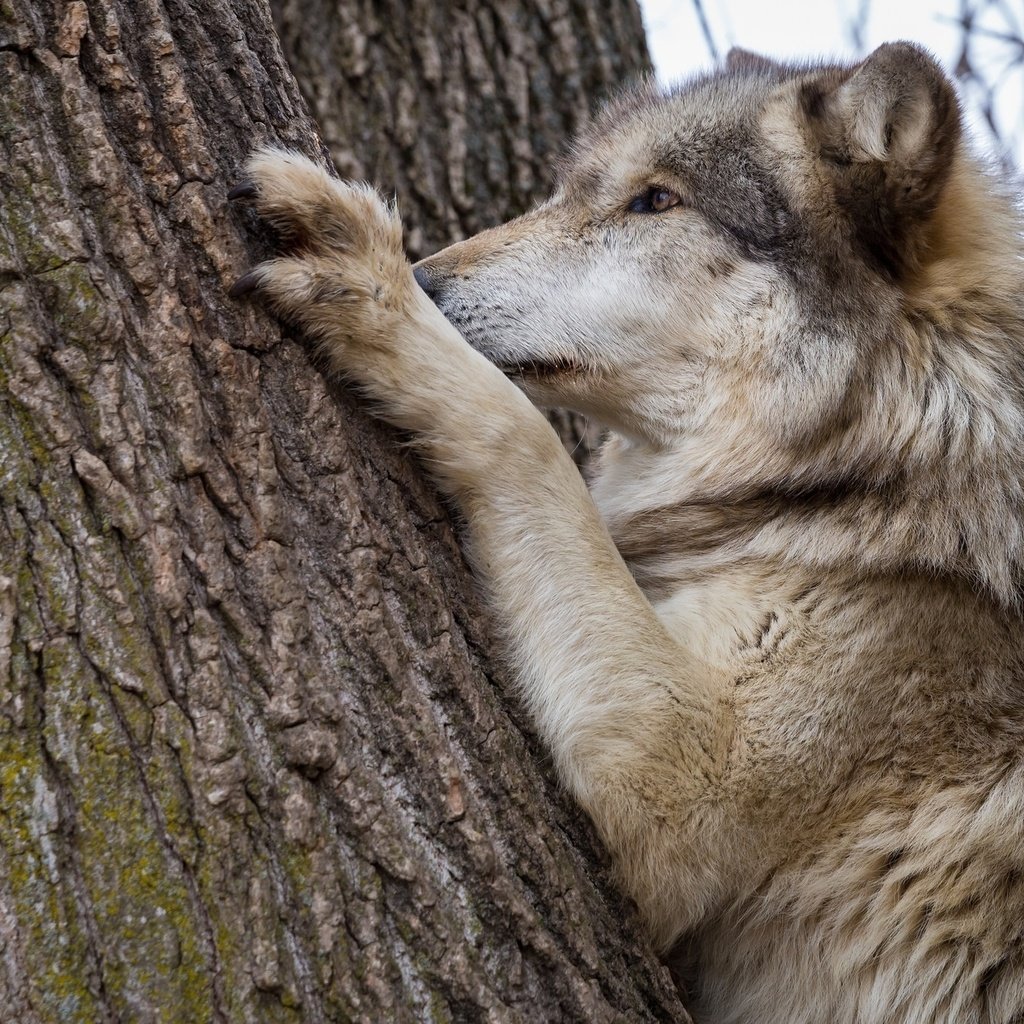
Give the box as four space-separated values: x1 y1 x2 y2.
594 440 1024 1022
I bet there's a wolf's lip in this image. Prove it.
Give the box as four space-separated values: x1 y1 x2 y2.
493 356 580 378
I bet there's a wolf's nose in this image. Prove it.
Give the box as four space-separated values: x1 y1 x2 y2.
414 265 440 301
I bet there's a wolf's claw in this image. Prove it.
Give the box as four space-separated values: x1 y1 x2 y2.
227 181 259 201
228 269 262 298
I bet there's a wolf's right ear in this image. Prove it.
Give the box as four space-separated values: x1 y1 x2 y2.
801 42 961 276
805 43 960 170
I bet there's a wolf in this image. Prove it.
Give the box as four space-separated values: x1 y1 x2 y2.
229 41 1024 1023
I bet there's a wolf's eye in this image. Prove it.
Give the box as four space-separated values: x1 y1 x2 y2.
629 187 682 214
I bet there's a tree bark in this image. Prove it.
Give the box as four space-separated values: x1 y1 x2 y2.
0 1 690 1022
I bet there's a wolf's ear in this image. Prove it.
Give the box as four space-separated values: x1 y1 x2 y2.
725 47 785 76
802 42 961 277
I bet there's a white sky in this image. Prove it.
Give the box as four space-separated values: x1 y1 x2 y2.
638 0 1024 169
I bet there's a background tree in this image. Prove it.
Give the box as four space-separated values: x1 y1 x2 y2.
947 0 1023 177
0 0 690 1021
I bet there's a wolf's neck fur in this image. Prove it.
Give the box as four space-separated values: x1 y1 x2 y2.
594 161 1024 605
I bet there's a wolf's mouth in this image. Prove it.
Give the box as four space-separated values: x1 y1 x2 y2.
492 355 582 379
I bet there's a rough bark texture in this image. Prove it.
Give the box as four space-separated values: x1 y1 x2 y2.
0 1 690 1022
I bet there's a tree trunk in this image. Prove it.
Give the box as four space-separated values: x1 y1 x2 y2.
0 1 690 1022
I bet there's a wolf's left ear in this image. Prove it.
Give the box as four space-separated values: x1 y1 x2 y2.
725 47 785 76
802 42 961 275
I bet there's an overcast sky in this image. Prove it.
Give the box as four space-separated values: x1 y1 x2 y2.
638 0 1023 169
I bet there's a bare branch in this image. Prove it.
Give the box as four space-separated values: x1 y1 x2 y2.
691 0 719 61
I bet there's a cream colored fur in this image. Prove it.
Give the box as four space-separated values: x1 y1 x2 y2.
232 42 1024 1023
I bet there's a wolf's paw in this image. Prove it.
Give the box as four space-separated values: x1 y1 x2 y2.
228 147 414 354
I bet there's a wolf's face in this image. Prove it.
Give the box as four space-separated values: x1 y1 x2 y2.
414 43 960 449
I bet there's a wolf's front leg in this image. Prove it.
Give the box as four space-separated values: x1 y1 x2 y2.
231 149 733 950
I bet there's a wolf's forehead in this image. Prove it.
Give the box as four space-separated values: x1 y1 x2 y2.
564 74 780 190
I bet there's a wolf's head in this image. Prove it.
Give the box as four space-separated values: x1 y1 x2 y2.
416 43 964 438
414 42 1024 598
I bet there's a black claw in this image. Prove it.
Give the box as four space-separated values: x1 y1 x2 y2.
228 270 262 298
227 180 258 201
